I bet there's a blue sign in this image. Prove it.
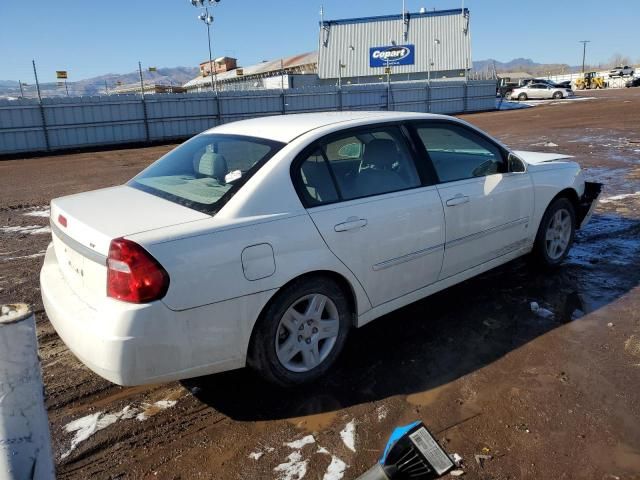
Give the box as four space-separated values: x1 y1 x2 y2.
369 45 415 68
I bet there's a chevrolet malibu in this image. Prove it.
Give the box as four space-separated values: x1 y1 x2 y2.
41 112 601 387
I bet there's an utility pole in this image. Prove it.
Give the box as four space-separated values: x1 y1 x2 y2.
19 80 25 98
32 60 43 102
579 40 590 73
138 61 145 98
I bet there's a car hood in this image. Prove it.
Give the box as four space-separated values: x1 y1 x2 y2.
513 150 573 165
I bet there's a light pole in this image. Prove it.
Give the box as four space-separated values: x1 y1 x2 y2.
579 40 590 74
190 0 220 93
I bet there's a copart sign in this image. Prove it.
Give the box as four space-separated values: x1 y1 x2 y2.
369 45 415 67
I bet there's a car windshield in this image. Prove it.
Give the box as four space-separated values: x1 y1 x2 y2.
130 133 284 213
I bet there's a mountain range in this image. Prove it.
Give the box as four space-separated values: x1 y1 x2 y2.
0 67 199 99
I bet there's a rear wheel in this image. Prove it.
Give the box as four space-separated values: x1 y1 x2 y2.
518 93 528 101
532 197 576 267
247 276 351 387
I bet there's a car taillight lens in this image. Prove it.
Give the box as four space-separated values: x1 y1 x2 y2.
107 238 169 303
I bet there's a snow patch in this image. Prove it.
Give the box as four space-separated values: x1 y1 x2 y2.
274 451 308 480
340 420 356 452
61 406 136 459
1 225 51 235
599 191 640 203
530 301 554 319
285 434 316 449
135 400 177 421
1 251 46 261
249 451 264 460
323 455 348 480
61 398 180 458
376 405 388 421
24 208 50 218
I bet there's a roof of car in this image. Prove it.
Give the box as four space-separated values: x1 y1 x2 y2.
206 111 447 143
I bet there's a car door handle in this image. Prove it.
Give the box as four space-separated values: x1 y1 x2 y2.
446 194 470 207
334 217 368 232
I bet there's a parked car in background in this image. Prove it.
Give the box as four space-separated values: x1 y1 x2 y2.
626 77 640 88
555 80 573 90
510 83 574 100
609 66 634 77
40 111 601 387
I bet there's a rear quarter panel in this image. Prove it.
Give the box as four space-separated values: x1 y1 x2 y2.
128 214 371 315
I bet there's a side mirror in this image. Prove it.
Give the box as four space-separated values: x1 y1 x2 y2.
508 152 526 173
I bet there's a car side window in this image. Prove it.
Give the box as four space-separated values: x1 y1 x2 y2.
414 123 506 183
293 126 421 207
297 149 339 206
323 126 421 201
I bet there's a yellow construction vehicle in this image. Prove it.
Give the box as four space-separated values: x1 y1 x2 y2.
575 72 606 90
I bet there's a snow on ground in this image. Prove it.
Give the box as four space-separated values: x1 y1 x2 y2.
599 192 640 203
24 207 50 218
61 399 179 459
61 406 137 459
530 301 554 319
135 400 177 421
376 405 388 421
1 225 51 235
285 435 316 449
0 250 46 262
322 455 348 480
274 451 308 480
339 420 356 452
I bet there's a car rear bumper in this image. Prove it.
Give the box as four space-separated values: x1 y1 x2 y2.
40 243 271 385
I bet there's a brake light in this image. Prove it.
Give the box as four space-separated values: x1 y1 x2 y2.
58 214 67 227
107 238 169 303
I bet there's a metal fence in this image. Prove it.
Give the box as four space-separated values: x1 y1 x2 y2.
0 79 496 155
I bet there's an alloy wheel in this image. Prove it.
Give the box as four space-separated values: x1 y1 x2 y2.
545 208 572 260
275 294 340 373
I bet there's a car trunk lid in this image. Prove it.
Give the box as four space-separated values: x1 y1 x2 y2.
50 185 210 305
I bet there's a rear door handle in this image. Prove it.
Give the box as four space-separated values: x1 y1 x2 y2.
446 194 470 207
334 217 368 232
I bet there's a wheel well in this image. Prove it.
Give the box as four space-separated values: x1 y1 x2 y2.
550 188 580 223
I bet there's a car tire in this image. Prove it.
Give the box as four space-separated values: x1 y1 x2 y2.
247 276 351 387
518 93 528 101
531 197 576 268
552 91 563 99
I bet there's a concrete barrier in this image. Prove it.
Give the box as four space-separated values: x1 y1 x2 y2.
0 304 55 480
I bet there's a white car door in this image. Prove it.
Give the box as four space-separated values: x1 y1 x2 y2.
411 121 534 279
292 125 445 308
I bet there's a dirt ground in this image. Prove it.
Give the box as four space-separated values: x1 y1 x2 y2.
1 88 640 480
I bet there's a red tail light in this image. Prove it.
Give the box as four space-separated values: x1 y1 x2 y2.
107 238 169 303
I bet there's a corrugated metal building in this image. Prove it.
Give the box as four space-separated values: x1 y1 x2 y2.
318 8 472 83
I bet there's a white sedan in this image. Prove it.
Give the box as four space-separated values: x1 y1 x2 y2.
510 83 574 101
41 112 601 387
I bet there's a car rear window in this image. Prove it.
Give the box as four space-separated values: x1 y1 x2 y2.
130 134 284 214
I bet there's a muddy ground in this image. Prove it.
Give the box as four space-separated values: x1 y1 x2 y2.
1 88 640 480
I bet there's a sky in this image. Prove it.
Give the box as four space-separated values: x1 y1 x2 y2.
1 0 638 82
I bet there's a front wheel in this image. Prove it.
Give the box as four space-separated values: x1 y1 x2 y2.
247 276 351 387
552 91 563 99
518 93 528 101
531 197 576 267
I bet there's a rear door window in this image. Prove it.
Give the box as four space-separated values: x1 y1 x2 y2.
293 126 421 206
